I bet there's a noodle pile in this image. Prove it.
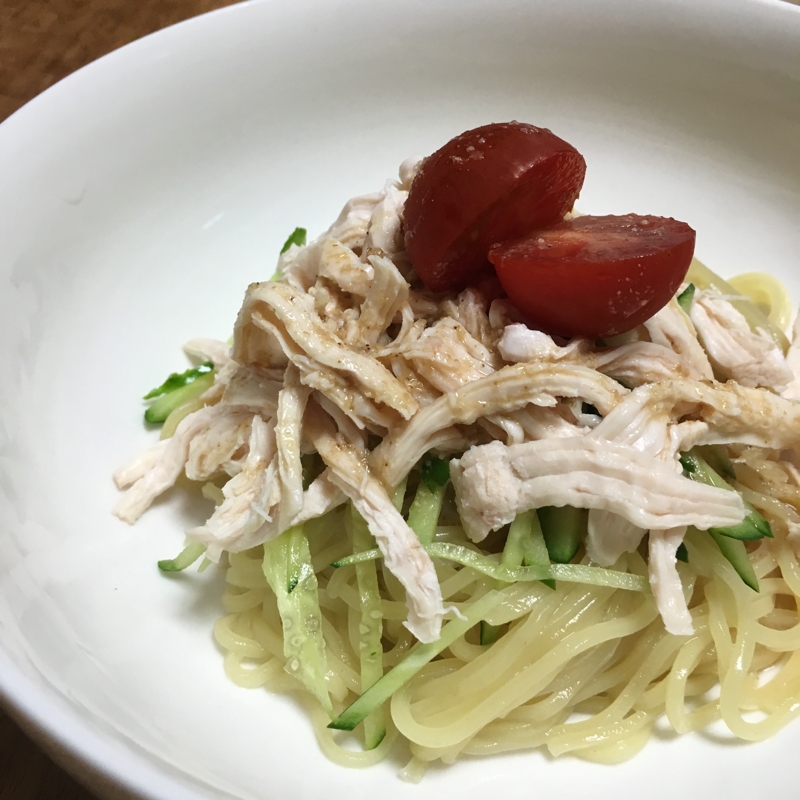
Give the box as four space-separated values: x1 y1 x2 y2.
215 451 800 771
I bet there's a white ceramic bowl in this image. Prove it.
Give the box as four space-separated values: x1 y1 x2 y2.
1 1 799 798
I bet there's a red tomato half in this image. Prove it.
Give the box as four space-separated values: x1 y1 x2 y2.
488 214 695 339
404 122 586 293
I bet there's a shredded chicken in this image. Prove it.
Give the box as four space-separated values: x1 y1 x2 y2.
782 314 800 401
183 337 232 370
305 407 445 643
115 157 799 643
275 365 312 529
690 288 793 392
291 470 346 527
372 363 627 488
450 438 745 542
649 527 693 636
190 414 280 562
644 298 714 380
499 323 696 386
592 377 800 462
585 512 646 568
114 405 259 523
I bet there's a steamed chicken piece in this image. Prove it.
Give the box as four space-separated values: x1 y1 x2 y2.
362 181 408 261
592 376 800 461
371 362 628 489
450 437 745 543
396 311 580 444
280 192 382 292
649 527 693 636
114 405 263 523
291 470 346 527
185 412 252 481
782 314 800 401
234 279 418 430
349 254 410 348
439 286 504 359
183 337 232 371
498 324 696 386
275 364 312 528
317 238 374 297
689 287 793 392
591 375 800 631
113 440 168 490
447 373 800 636
221 365 283 415
585 511 646 568
643 298 714 380
305 408 446 643
402 317 495 393
189 414 281 563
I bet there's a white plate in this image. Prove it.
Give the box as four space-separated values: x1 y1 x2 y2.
1 0 799 798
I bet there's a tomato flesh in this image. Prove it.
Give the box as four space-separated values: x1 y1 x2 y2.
404 122 586 293
488 214 695 339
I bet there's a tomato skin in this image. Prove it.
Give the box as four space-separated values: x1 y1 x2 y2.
488 214 696 339
404 122 586 293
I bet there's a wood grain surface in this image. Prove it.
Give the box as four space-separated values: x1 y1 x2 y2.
0 2 240 796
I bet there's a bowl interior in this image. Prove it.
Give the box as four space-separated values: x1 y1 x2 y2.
0 1 799 798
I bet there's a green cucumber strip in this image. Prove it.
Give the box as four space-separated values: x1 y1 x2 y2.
420 455 450 492
157 541 207 572
480 513 534 645
712 515 772 542
143 362 213 400
407 481 447 546
331 550 381 568
263 525 332 714
479 620 504 646
280 226 308 254
680 451 772 540
332 543 649 592
676 283 695 314
144 370 215 424
502 511 532 568
391 477 408 513
708 529 759 592
522 510 556 590
694 444 736 480
538 506 587 563
350 504 387 749
328 591 501 731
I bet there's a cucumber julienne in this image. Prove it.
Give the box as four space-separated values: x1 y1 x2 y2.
332 542 650 593
680 450 769 590
144 367 215 424
680 451 772 541
349 505 387 749
329 591 501 732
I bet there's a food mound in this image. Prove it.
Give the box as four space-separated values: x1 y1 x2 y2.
114 122 800 774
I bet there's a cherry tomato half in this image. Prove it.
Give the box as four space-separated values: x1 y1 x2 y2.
404 122 586 293
488 214 695 339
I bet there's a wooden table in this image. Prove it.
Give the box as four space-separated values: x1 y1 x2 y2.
0 2 239 795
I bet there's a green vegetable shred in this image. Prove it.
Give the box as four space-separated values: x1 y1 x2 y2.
280 227 308 254
143 362 213 400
